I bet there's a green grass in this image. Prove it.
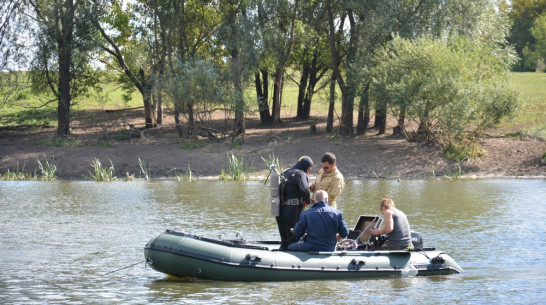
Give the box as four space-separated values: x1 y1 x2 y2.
509 72 546 124
2 71 544 137
508 72 546 140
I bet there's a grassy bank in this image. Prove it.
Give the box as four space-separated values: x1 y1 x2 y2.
1 71 545 137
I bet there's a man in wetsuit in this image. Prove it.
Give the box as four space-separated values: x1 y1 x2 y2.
276 156 313 250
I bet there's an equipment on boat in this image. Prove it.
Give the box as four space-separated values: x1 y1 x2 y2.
144 216 463 281
267 165 281 217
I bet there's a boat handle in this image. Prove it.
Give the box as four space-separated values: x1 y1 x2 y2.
351 259 365 265
245 254 262 261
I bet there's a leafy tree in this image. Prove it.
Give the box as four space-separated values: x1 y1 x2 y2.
96 0 170 129
508 0 546 71
252 0 300 126
161 59 226 139
372 35 520 158
16 0 102 136
523 13 546 72
0 1 27 108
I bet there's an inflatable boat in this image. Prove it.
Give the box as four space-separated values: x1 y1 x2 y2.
144 218 463 281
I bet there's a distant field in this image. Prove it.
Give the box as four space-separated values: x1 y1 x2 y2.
1 71 545 134
509 72 546 124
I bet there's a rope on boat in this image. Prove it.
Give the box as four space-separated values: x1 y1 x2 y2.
105 260 146 275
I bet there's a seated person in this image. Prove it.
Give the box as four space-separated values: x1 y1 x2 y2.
288 190 349 252
370 198 414 250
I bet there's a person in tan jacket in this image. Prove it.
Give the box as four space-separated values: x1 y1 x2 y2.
310 152 345 209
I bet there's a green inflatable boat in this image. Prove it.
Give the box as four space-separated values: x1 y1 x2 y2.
144 228 463 281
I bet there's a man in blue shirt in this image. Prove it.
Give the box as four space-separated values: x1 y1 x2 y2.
288 190 349 252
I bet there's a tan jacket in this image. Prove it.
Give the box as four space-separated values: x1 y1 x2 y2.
312 167 345 209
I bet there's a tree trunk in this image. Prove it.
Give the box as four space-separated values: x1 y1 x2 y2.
326 72 335 132
374 99 387 134
174 107 184 137
56 0 74 137
153 87 163 125
297 59 310 119
229 6 245 136
255 70 271 124
357 83 370 135
271 68 284 126
57 47 72 136
327 1 353 136
394 106 406 135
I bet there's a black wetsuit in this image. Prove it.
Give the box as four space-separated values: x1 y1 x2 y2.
276 167 311 250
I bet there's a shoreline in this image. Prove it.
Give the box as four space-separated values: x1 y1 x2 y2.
1 113 544 180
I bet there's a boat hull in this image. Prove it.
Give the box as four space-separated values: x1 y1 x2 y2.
144 230 463 281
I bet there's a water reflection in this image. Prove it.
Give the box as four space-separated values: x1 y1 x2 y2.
1 179 545 304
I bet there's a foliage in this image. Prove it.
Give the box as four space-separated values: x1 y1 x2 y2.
161 58 227 137
88 158 117 181
0 159 58 181
508 0 546 71
372 34 520 159
1 161 29 181
180 139 207 150
522 13 546 72
36 158 56 181
138 157 151 181
521 124 546 141
261 153 283 171
220 153 251 181
24 0 104 135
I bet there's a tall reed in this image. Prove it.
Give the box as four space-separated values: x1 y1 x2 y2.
261 153 283 171
88 158 117 181
1 161 28 181
220 153 251 181
138 158 151 181
36 159 57 181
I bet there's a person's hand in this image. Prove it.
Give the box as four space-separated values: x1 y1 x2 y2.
309 183 315 192
370 229 379 236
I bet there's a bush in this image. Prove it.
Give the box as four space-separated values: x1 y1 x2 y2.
372 35 520 159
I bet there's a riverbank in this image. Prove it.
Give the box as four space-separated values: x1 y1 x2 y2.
0 111 544 180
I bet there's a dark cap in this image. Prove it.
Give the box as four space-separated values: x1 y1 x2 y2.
297 156 313 172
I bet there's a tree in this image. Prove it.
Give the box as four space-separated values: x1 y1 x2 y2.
508 0 546 71
0 1 28 108
372 35 520 158
253 0 300 126
96 0 170 129
292 0 330 120
162 59 225 139
26 0 101 136
523 13 546 72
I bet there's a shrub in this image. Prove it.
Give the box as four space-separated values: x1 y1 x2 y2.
372 35 520 159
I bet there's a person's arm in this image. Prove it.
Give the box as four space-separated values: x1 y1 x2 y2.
371 209 394 235
326 174 345 203
292 213 307 238
296 172 311 204
337 212 349 239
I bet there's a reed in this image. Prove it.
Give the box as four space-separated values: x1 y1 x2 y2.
220 153 251 181
88 158 117 181
138 158 151 181
1 161 28 180
178 164 194 182
36 159 57 181
261 153 283 171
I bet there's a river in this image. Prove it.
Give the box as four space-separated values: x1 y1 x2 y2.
1 179 545 304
